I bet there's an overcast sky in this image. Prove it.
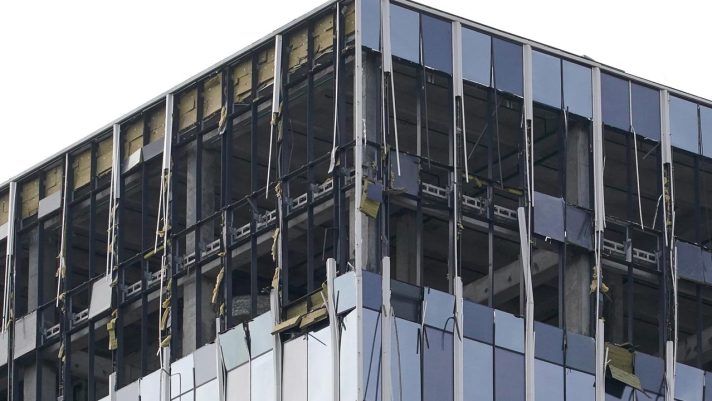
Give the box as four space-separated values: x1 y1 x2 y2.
0 0 709 184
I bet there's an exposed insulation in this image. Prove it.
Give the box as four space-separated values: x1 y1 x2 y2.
147 106 166 144
0 193 8 225
20 178 39 218
43 164 64 196
73 149 91 190
288 28 308 71
232 60 252 102
123 120 143 159
203 75 222 118
96 138 113 177
256 46 275 89
313 13 334 60
344 3 355 36
178 88 198 131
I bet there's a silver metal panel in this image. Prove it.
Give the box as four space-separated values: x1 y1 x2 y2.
142 137 164 162
195 379 220 401
88 277 112 320
591 67 605 232
122 149 142 173
0 223 6 241
0 330 7 366
115 380 140 401
308 326 332 401
139 369 161 401
226 363 250 401
381 257 392 401
13 310 36 357
170 354 194 398
220 325 250 371
194 343 217 387
248 311 274 358
37 191 62 219
251 351 276 401
326 258 340 401
282 336 308 401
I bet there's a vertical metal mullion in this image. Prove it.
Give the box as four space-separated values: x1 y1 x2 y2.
250 53 259 318
334 5 348 274
140 159 149 376
222 67 235 330
306 22 316 294
194 82 205 349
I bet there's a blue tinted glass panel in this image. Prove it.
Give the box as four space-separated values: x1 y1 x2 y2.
495 348 524 401
536 359 564 401
566 332 595 374
462 28 491 86
463 301 493 343
493 38 522 96
424 287 455 331
705 372 712 401
534 322 563 364
391 279 421 321
677 241 704 283
566 206 593 250
631 83 660 140
362 270 382 311
390 4 420 64
361 0 380 50
464 339 493 401
670 95 700 153
393 318 422 401
533 50 562 108
565 368 595 401
363 308 381 401
563 61 592 118
534 191 565 242
675 362 704 401
421 14 452 73
601 73 630 131
494 310 524 352
701 106 712 157
423 328 454 401
634 352 664 393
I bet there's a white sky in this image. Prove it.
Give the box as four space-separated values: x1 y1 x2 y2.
0 0 709 184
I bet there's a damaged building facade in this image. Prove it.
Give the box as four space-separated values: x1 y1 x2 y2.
1 0 712 400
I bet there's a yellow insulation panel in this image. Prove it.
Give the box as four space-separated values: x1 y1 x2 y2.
0 193 8 225
232 61 252 102
178 88 198 131
256 46 275 88
43 164 64 196
73 149 91 190
96 138 113 177
203 75 222 118
288 28 308 71
147 106 166 143
123 120 143 159
20 179 39 218
344 3 355 36
313 13 334 60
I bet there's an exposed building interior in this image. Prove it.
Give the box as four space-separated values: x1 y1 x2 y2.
0 0 712 400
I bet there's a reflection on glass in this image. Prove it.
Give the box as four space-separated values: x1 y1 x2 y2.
363 308 382 401
631 83 660 140
464 339 493 400
421 14 452 73
463 301 494 343
565 368 595 401
566 332 595 374
220 325 250 371
670 95 699 153
139 369 160 401
634 351 664 394
533 50 561 108
194 343 217 387
196 380 219 401
495 348 524 401
563 61 592 118
340 312 359 400
248 312 274 358
462 28 491 86
226 363 250 401
424 288 455 331
535 359 564 401
282 336 307 401
495 310 524 352
493 38 523 96
601 73 630 131
393 318 422 401
423 328 454 401
701 106 712 158
390 4 420 64
361 0 380 50
534 322 563 364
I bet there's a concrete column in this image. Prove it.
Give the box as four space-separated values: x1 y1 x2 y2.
183 139 219 354
564 251 591 335
23 362 57 401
